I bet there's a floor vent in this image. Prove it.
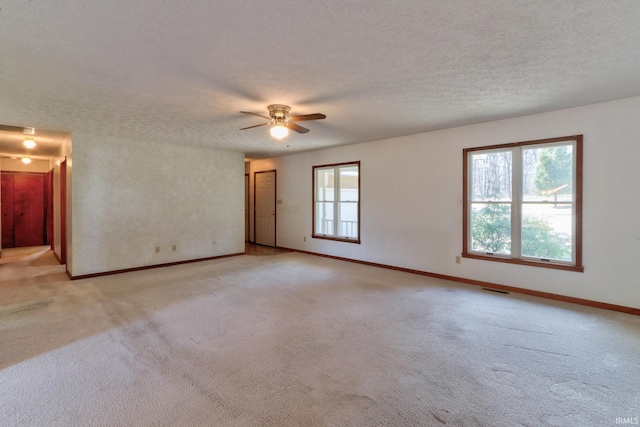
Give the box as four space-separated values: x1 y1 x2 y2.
482 287 510 294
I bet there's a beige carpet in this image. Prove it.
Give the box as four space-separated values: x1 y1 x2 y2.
1 249 639 426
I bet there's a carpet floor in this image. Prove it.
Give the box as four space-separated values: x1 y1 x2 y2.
1 248 639 426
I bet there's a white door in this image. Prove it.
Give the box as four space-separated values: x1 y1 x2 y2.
255 170 276 246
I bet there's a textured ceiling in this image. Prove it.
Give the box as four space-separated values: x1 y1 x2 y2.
1 1 640 160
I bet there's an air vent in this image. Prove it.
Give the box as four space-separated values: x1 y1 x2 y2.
482 287 509 294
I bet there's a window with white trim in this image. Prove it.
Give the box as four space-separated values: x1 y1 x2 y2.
313 162 360 243
463 135 583 272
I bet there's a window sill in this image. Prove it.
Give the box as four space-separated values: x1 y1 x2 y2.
312 235 361 244
462 252 584 272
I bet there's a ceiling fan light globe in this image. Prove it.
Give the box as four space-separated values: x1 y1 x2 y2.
270 125 289 139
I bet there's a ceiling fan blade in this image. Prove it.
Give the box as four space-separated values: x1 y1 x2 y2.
289 113 326 122
239 122 270 130
285 122 310 133
239 111 270 120
0 124 27 133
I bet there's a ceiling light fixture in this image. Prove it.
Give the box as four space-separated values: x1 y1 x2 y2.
270 125 289 139
23 138 36 149
21 157 32 165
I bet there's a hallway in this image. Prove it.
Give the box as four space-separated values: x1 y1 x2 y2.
0 246 67 283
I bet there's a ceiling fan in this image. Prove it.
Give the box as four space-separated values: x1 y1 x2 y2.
239 104 326 138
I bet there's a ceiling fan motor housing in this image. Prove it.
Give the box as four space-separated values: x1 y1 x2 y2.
268 104 290 124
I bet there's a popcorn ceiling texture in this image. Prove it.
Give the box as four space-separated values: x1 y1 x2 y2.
1 1 640 158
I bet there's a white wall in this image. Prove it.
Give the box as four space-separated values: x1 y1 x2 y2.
0 158 51 173
70 134 244 276
250 96 640 309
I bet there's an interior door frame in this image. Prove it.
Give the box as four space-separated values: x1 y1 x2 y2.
253 169 276 246
245 173 249 242
60 157 67 265
46 168 54 247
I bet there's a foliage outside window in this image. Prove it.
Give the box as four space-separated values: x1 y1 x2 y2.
313 162 360 243
463 136 583 272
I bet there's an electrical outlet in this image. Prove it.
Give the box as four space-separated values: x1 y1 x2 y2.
455 256 461 264
155 246 160 254
303 236 306 242
172 245 177 251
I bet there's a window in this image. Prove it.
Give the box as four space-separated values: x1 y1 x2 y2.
313 162 360 243
463 135 583 272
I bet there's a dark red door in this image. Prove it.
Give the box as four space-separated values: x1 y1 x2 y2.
1 173 15 248
1 172 46 248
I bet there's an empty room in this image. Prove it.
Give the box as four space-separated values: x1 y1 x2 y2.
1 1 639 426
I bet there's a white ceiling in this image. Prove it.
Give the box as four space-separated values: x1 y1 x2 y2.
1 1 640 160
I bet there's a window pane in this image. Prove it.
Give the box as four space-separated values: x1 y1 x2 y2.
339 166 358 201
521 203 572 261
523 144 574 202
470 150 512 202
316 168 335 202
471 203 511 255
338 202 358 238
464 136 581 269
313 162 360 242
315 202 334 235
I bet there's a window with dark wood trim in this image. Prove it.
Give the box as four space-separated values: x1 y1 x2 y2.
463 135 583 272
312 161 360 243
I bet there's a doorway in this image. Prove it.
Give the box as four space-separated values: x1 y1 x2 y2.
1 171 48 248
254 170 276 247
